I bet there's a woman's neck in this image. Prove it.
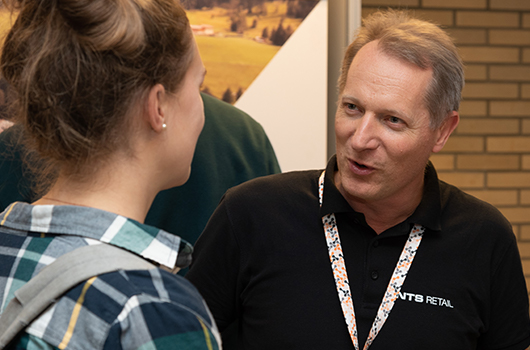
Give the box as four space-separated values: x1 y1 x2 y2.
34 159 158 223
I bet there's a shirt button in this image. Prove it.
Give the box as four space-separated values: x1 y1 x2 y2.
373 241 379 248
371 270 379 280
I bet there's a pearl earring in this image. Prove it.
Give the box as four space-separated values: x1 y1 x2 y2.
162 123 167 130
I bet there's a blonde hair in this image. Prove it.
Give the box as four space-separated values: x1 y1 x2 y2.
338 9 464 128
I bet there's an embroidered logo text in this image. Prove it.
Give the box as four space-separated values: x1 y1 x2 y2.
398 292 454 308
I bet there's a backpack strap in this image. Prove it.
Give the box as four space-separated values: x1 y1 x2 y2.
0 243 156 348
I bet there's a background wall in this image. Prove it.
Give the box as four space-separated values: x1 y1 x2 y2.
361 0 530 294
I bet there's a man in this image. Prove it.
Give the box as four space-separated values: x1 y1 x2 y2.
186 10 530 349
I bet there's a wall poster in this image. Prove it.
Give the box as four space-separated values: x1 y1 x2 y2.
184 0 326 172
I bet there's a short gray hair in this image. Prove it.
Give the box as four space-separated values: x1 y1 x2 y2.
338 9 464 129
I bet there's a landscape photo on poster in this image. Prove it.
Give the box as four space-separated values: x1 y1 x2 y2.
182 0 319 104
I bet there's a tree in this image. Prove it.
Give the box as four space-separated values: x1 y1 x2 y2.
286 0 318 19
222 88 234 104
262 26 269 39
236 87 244 100
230 9 248 33
270 19 289 46
286 25 293 37
244 0 254 14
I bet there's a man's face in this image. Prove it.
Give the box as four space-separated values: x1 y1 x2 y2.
334 40 450 209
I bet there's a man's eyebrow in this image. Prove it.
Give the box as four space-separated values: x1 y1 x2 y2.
339 94 406 118
339 94 360 104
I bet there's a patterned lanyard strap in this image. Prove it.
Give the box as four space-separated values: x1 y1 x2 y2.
318 171 424 350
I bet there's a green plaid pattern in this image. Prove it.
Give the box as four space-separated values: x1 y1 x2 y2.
0 202 220 350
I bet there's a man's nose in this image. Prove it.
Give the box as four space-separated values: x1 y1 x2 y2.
349 113 379 151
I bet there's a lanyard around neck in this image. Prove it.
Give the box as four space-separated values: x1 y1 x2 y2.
318 171 424 350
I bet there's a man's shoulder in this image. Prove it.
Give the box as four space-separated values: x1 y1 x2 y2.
440 180 501 212
439 179 513 231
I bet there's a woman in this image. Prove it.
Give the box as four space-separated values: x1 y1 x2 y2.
0 0 218 349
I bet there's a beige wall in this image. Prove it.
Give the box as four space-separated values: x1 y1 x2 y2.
361 0 530 294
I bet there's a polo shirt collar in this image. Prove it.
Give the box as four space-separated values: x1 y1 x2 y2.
407 161 442 232
0 202 192 269
320 155 442 233
320 155 354 217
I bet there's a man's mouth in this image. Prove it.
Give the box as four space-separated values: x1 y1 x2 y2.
350 160 374 175
355 161 368 169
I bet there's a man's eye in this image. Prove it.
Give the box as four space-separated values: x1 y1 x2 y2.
346 103 358 110
389 116 401 123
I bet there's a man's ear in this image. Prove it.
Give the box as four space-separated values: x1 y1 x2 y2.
432 111 459 153
145 84 167 133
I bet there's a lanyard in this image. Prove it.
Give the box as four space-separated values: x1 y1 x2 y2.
318 171 424 350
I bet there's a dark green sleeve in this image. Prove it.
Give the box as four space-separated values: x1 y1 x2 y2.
0 125 36 211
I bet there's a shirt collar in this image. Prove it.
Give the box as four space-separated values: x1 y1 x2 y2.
0 202 192 269
320 155 442 233
407 161 442 232
321 155 355 216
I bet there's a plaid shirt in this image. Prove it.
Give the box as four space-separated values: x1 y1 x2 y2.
0 202 221 350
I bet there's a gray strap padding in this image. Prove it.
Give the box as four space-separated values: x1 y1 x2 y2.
0 243 156 348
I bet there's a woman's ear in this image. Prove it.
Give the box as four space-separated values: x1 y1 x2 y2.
432 111 459 153
145 84 167 133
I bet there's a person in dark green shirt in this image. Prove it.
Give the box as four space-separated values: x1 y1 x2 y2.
0 91 281 259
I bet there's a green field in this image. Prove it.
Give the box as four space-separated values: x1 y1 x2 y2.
196 36 279 100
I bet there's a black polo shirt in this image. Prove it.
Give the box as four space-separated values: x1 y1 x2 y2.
188 156 530 350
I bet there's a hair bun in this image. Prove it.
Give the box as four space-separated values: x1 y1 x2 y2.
1 0 192 184
58 0 145 55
